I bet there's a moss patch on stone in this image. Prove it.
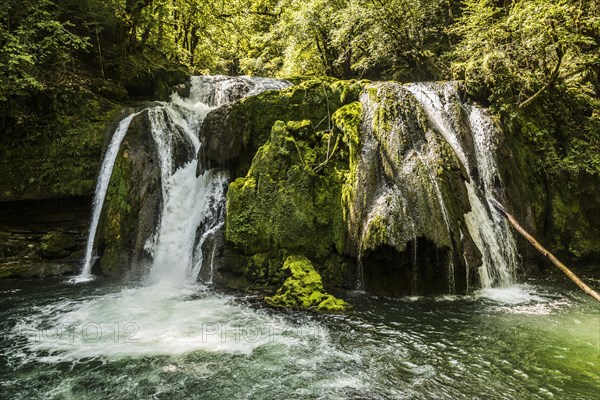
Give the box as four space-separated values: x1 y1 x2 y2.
265 256 347 312
39 231 77 259
225 120 347 260
0 90 123 201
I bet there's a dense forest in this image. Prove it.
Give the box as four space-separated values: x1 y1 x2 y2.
1 1 598 95
2 0 599 176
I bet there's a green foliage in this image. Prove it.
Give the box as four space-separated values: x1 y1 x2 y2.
264 255 347 312
0 0 90 100
451 0 599 109
246 0 455 79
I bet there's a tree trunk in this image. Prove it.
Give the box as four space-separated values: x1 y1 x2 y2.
490 199 600 302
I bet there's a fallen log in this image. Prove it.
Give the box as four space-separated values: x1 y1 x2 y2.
490 198 600 303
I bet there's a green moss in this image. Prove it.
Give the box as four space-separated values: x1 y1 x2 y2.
222 86 368 290
0 90 123 201
344 83 466 259
225 119 348 262
202 79 366 179
98 148 132 278
502 98 600 264
265 256 347 312
362 215 388 250
39 231 77 259
333 102 363 221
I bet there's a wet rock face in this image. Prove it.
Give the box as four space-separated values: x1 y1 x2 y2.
40 232 77 259
197 103 247 173
95 112 163 279
347 83 477 292
0 197 90 278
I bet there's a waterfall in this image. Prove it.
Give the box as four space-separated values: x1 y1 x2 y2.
77 76 290 284
406 82 519 287
77 113 140 282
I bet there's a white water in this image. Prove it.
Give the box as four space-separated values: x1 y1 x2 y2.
52 76 297 360
77 113 140 282
406 82 519 288
147 164 227 285
181 75 292 107
77 76 291 284
11 284 327 361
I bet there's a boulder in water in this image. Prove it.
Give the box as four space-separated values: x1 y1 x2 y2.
265 256 346 312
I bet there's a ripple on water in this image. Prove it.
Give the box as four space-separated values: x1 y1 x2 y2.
0 279 598 399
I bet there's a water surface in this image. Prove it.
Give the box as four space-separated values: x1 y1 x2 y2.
1 273 598 399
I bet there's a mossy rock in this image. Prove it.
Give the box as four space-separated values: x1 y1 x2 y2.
0 89 122 201
198 79 367 178
265 256 347 312
225 119 348 262
39 231 77 259
244 252 288 286
0 262 76 278
95 110 163 279
500 98 600 266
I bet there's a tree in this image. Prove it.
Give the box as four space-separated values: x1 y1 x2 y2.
0 0 89 100
451 0 600 110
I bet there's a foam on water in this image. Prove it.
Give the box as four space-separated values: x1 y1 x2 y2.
7 284 328 362
477 284 546 304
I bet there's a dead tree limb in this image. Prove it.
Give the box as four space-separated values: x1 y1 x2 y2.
490 198 600 303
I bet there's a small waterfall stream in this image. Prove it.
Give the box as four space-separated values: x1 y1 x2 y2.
78 113 141 282
406 82 520 288
77 76 290 284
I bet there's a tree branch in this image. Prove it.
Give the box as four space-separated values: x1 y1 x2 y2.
519 20 565 109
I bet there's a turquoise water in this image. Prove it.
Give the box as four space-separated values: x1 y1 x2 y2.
0 273 598 399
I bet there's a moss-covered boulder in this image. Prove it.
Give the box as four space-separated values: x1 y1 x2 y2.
198 79 365 178
225 120 347 259
265 256 346 312
214 80 365 290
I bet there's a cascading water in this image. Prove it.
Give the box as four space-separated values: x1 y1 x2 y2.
76 112 141 282
351 81 519 294
77 75 290 285
406 82 520 288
